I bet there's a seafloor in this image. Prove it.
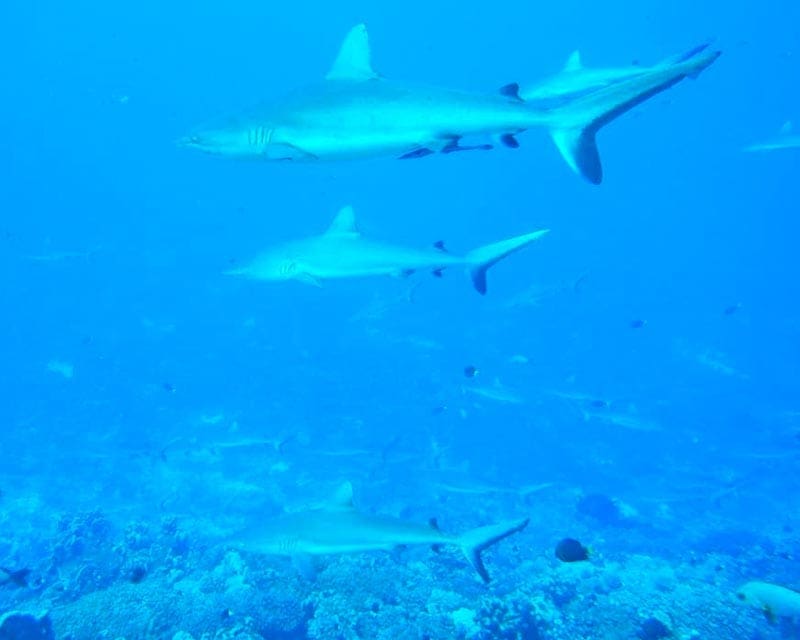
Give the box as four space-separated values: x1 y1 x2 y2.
1 480 795 640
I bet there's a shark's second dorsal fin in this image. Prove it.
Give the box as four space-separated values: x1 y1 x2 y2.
325 205 360 237
326 24 378 81
330 481 355 510
564 50 582 72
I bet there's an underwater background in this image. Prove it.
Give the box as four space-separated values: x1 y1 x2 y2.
2 0 800 638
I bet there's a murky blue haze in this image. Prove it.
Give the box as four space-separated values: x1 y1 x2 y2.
1 0 799 638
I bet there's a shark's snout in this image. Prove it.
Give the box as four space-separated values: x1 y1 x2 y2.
176 133 211 152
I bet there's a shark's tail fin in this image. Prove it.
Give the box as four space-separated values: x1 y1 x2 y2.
544 44 721 184
457 518 529 583
465 230 548 295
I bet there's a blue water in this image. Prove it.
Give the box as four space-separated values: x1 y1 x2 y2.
2 0 799 638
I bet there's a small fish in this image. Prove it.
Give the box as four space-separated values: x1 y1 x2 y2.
724 303 741 316
1 568 31 588
629 319 647 329
47 360 74 379
463 365 479 378
162 382 176 393
555 538 590 562
128 566 147 583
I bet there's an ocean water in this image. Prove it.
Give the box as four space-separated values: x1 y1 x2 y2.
1 0 799 638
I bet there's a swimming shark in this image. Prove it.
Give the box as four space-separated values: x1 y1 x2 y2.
181 24 721 184
237 481 528 583
519 44 713 107
226 205 548 294
744 121 800 152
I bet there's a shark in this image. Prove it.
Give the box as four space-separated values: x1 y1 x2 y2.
744 121 800 152
237 481 529 583
226 205 549 294
519 44 713 106
181 24 721 184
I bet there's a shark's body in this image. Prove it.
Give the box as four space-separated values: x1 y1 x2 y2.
744 121 800 152
228 205 548 294
239 482 528 582
182 24 720 184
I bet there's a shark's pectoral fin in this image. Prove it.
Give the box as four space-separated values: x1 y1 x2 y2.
264 143 318 161
551 128 602 185
295 273 323 287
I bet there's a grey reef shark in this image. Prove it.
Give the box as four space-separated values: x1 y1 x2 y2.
235 481 529 583
181 24 721 184
744 121 800 153
226 205 549 294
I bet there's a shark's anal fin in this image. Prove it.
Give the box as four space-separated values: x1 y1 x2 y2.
326 24 379 81
458 518 529 583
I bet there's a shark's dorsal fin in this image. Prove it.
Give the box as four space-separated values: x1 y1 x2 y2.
564 50 582 72
330 481 355 509
325 205 360 237
326 24 378 81
781 120 793 135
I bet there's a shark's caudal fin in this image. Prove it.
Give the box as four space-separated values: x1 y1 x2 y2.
542 44 721 184
465 229 549 295
458 518 529 583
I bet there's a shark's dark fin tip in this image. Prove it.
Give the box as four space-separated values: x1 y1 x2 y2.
428 517 440 531
471 269 488 295
499 82 522 101
433 240 448 253
432 268 444 278
500 133 520 149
